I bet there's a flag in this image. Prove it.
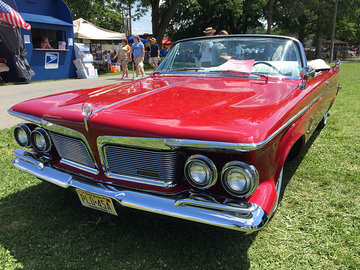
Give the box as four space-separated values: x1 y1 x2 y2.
0 0 31 30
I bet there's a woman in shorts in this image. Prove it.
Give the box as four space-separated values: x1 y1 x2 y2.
114 39 131 79
131 35 145 79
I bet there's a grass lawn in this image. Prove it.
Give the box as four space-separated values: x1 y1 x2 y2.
0 63 359 269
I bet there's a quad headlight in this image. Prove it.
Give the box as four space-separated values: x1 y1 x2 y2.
184 155 217 189
221 161 259 197
30 127 52 153
14 124 32 147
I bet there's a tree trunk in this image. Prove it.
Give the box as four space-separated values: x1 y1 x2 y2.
241 1 248 33
128 3 132 35
329 0 339 62
297 16 307 44
266 0 274 34
315 18 323 59
150 0 181 44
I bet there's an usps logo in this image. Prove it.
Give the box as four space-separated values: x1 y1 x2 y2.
45 52 59 69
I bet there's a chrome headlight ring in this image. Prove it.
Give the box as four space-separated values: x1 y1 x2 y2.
30 127 52 153
184 154 218 189
221 161 259 197
14 124 32 148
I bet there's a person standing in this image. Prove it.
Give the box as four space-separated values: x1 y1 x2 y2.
131 35 145 79
149 38 160 70
103 50 111 71
211 29 228 66
199 27 216 67
114 39 131 79
203 27 216 36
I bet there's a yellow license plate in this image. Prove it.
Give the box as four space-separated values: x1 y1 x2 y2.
76 189 118 216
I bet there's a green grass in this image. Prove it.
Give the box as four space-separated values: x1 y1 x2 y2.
0 63 359 269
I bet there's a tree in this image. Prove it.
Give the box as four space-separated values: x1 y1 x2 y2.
329 0 339 62
64 0 124 32
167 0 270 41
336 0 360 44
265 0 274 34
147 0 182 43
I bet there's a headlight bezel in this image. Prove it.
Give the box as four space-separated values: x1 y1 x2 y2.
14 124 32 148
184 154 218 189
30 127 52 153
221 161 259 197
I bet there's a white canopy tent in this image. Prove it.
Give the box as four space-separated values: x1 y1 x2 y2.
73 18 126 40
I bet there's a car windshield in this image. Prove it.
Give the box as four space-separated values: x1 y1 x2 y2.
157 36 303 78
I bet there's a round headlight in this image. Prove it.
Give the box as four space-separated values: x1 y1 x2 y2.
14 124 32 147
221 161 259 197
184 155 217 189
30 128 52 153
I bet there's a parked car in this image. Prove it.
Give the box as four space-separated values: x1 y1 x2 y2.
9 35 341 233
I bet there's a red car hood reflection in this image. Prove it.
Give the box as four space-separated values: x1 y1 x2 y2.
11 76 300 143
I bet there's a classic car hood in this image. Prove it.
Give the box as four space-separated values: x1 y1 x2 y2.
11 76 301 143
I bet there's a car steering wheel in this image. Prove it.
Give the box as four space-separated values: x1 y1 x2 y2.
253 61 284 75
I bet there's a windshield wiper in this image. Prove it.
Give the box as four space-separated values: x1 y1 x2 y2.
169 68 205 72
210 70 268 81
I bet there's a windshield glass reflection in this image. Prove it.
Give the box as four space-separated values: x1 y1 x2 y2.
157 37 302 78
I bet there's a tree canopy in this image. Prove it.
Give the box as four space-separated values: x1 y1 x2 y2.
64 0 360 47
168 0 360 46
64 0 124 32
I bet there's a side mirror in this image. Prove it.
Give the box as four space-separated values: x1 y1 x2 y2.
300 66 315 89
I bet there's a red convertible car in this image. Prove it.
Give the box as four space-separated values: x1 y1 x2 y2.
9 35 341 233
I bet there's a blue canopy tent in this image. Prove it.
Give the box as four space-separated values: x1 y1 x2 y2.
124 35 149 44
12 0 76 81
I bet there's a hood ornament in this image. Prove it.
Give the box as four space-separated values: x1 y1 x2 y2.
81 103 93 132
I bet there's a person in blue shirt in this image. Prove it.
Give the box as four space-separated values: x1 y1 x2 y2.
131 35 145 78
149 38 160 69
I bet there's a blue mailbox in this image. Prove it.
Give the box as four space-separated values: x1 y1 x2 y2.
12 0 76 81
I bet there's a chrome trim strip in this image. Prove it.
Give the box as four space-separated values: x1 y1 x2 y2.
8 110 98 174
104 172 176 187
8 110 43 124
97 136 172 150
152 72 301 80
60 158 99 175
92 77 197 115
13 149 72 188
165 138 259 151
174 197 258 214
12 149 268 232
13 149 44 170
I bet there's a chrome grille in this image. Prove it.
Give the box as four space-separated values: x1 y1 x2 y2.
104 145 181 182
50 133 95 168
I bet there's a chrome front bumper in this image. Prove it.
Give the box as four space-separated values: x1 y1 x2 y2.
12 149 269 233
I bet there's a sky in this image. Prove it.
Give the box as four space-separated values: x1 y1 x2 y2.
131 8 152 35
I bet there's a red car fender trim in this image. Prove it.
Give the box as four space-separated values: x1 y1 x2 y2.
248 179 277 215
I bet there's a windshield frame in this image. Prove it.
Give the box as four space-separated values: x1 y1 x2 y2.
155 34 307 79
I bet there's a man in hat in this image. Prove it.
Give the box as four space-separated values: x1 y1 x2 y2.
149 38 160 70
199 27 216 67
203 27 216 36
